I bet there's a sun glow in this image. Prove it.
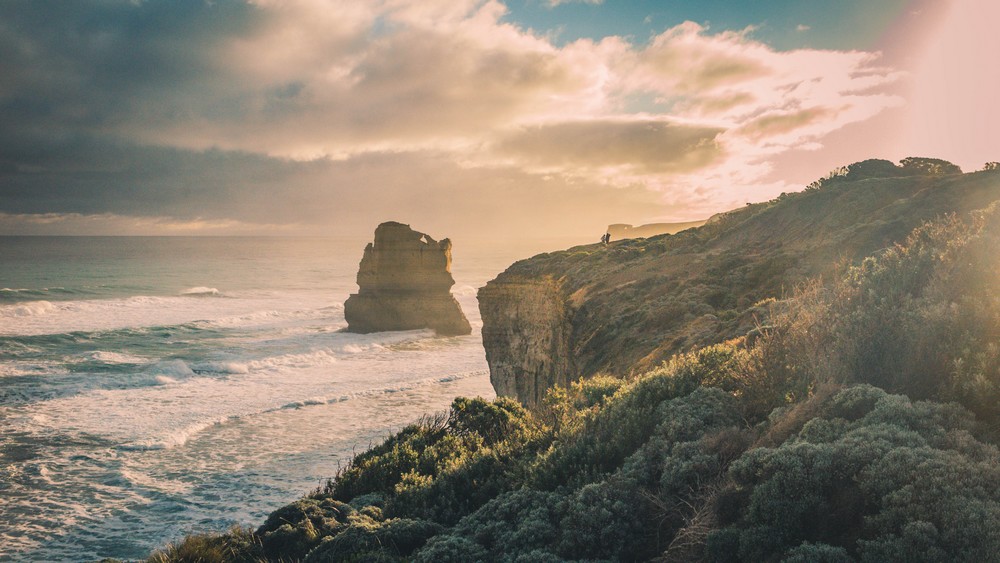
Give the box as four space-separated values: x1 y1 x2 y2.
904 0 1000 170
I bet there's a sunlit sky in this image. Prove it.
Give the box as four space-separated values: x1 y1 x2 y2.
0 0 996 238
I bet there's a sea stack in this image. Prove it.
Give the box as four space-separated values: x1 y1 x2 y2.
344 222 472 336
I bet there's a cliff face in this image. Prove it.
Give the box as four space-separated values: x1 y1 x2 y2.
345 222 471 336
479 161 1000 407
478 276 573 406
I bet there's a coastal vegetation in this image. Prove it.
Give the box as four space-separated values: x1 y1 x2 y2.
149 160 1000 561
478 158 1000 408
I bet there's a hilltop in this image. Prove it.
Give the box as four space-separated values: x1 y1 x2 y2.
480 158 1000 405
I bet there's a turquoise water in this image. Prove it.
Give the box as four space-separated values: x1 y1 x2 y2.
0 236 573 561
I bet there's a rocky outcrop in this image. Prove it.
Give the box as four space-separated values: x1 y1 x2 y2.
479 160 1000 407
478 275 574 407
345 222 471 336
607 220 705 240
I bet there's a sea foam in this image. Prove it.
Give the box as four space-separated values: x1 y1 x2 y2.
1 300 57 317
0 292 332 336
179 287 221 297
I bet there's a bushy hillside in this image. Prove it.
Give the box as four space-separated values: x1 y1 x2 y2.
150 172 1000 562
481 159 1000 388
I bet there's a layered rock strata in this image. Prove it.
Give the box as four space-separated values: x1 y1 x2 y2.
345 222 471 336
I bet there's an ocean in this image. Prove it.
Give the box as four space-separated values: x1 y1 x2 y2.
0 235 576 561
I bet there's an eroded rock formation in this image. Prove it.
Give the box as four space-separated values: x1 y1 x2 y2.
345 222 471 336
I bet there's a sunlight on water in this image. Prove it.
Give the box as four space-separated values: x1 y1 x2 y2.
0 235 582 561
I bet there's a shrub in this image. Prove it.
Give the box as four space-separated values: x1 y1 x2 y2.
256 498 353 559
574 374 625 409
763 204 1000 424
303 516 442 562
147 526 263 563
447 397 534 446
712 385 1000 562
413 535 489 562
899 156 962 175
415 388 747 561
529 348 747 490
782 542 853 562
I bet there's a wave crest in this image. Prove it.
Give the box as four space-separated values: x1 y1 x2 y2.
180 287 221 297
0 300 58 317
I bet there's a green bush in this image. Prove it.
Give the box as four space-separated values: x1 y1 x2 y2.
529 344 750 490
899 156 962 176
782 542 853 562
765 203 1000 423
415 388 747 561
256 498 353 559
413 535 488 562
712 385 1000 562
303 516 442 562
147 526 263 563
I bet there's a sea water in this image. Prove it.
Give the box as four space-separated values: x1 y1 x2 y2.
0 235 577 561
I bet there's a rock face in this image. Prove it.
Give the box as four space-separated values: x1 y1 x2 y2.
344 222 471 336
479 161 1000 407
478 276 574 407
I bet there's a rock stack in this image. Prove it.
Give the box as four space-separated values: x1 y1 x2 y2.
344 222 472 336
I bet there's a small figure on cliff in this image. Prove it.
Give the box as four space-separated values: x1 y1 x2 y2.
602 232 611 245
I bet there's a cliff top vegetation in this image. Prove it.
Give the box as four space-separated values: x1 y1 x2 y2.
484 158 1000 379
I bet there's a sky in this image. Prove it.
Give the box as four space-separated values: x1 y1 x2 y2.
0 0 997 238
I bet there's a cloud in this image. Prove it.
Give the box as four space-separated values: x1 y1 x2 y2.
495 119 724 175
547 0 603 6
0 1 905 235
0 212 297 236
628 22 901 122
619 21 903 194
101 0 613 158
631 23 773 95
0 133 667 237
736 107 834 140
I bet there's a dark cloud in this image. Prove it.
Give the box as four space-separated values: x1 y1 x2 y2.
496 119 724 174
0 131 666 237
0 0 257 136
0 0 596 157
0 1 904 236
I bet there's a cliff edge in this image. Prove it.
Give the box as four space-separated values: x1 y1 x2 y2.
479 159 1000 406
345 221 471 336
606 220 706 240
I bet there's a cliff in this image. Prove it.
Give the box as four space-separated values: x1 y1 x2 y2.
479 159 1000 406
606 220 706 240
478 276 573 406
344 222 471 336
153 160 1000 562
